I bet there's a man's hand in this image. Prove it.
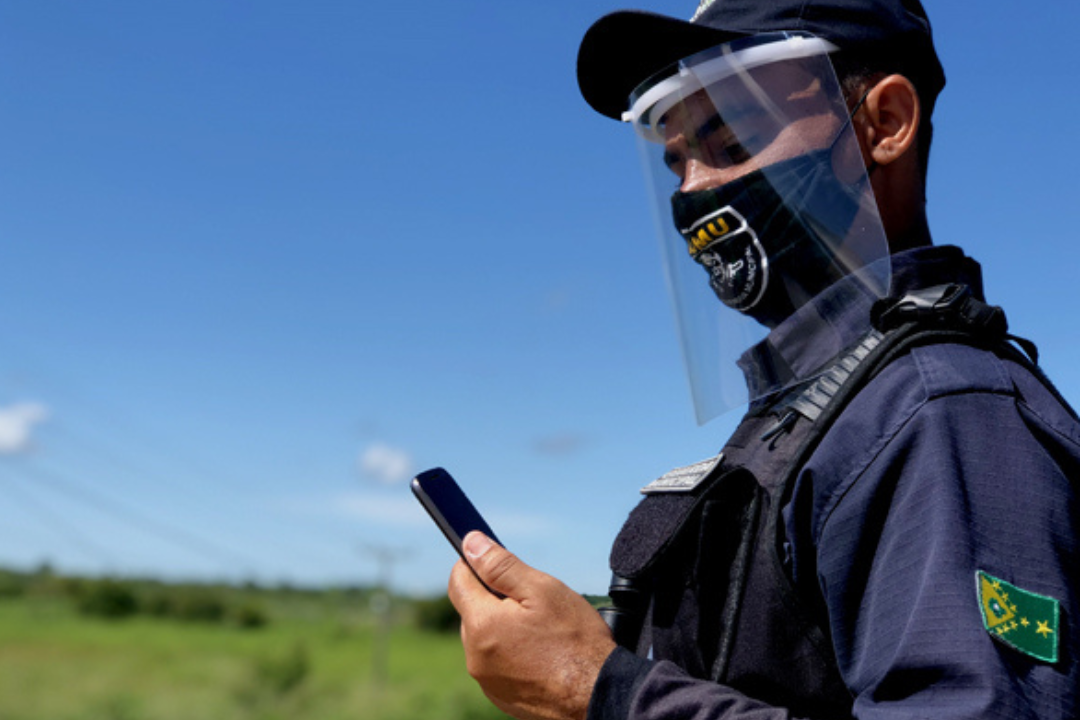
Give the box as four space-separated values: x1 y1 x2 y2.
447 531 617 720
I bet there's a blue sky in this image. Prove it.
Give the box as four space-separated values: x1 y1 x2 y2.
0 1 1077 596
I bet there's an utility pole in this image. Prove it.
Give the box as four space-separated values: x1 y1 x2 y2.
362 545 409 686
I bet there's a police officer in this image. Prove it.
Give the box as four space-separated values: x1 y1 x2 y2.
448 1 1080 719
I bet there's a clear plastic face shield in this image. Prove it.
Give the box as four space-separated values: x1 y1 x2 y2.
626 33 891 424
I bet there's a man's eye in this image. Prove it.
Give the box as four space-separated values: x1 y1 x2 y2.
696 114 724 140
701 131 753 165
724 138 755 164
696 115 755 163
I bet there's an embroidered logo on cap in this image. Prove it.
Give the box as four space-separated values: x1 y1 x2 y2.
976 570 1060 663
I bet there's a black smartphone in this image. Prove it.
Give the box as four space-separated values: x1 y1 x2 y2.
411 467 503 584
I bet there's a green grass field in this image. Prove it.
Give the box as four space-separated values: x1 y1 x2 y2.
0 588 507 720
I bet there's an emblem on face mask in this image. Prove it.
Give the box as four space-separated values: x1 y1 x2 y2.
684 207 769 312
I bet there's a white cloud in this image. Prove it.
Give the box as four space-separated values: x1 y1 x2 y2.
0 402 49 455
358 442 414 485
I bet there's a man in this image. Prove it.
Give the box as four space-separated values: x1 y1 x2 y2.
448 1 1079 718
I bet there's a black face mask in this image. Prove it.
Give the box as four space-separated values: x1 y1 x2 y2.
671 147 867 327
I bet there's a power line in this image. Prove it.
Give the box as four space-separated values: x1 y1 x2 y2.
0 468 116 566
0 360 368 559
0 344 257 495
10 461 264 576
42 422 371 562
0 346 379 578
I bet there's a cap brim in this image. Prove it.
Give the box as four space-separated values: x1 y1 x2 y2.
577 10 747 121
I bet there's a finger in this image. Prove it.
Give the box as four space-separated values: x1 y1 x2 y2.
462 531 531 600
447 558 486 611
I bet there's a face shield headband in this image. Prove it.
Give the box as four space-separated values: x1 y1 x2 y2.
626 33 891 423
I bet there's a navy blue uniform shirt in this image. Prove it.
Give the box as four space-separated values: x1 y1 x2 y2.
589 246 1080 719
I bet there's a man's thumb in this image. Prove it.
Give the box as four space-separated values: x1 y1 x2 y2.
462 531 523 599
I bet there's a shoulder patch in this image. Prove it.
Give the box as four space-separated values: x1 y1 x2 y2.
640 454 724 494
976 570 1060 663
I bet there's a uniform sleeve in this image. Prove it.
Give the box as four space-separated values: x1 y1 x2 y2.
808 345 1080 719
588 647 799 720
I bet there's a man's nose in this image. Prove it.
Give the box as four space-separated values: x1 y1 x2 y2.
681 157 721 193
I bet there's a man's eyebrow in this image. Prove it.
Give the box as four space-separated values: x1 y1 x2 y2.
659 115 724 169
694 114 725 141
694 105 762 140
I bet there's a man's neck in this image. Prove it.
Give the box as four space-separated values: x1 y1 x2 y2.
888 211 932 253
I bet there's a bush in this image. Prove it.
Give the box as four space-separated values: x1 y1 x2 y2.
414 594 460 634
233 602 269 629
257 642 310 695
0 571 26 599
172 589 227 623
142 591 176 618
77 579 139 619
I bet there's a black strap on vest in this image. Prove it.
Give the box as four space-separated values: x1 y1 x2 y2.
868 283 1075 421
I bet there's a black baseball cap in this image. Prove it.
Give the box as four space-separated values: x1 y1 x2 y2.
577 0 945 121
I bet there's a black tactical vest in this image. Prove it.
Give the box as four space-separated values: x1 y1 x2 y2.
607 369 859 718
600 284 1066 718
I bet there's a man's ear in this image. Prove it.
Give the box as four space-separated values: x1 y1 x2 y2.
857 74 920 167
